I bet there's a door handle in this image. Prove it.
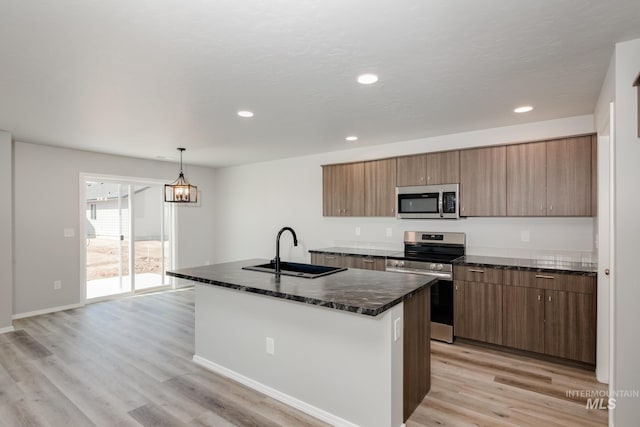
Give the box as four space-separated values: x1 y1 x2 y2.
469 269 485 273
605 268 610 276
535 274 555 280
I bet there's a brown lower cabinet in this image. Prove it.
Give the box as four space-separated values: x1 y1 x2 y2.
454 276 503 345
455 266 596 364
310 253 385 271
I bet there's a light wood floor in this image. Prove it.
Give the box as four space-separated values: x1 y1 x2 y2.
0 288 607 426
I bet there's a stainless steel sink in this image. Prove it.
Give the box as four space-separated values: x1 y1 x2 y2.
243 261 347 278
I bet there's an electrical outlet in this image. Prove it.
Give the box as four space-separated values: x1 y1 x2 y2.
266 337 275 355
355 226 361 236
53 280 62 290
386 228 393 237
393 318 401 341
520 230 530 242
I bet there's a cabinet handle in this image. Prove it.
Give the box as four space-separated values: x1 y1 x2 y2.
427 176 431 182
455 285 459 291
535 274 555 280
548 295 552 302
469 269 485 273
363 259 375 264
420 176 425 182
326 256 336 260
540 203 544 211
549 204 553 211
537 295 541 301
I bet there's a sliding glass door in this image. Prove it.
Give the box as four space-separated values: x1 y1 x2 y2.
84 178 173 300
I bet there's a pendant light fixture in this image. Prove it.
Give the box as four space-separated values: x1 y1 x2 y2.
165 148 198 203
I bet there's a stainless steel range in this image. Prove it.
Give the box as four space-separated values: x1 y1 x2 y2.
385 231 465 343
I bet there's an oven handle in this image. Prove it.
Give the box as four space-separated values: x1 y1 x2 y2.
438 191 443 218
385 267 452 279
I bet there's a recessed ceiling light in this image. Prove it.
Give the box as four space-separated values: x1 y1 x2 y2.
357 74 378 85
237 110 254 118
345 136 358 142
514 105 533 113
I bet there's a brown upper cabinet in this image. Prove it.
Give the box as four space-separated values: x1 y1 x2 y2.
507 142 547 216
322 163 365 216
546 136 592 216
460 146 507 216
365 158 397 217
507 135 594 217
396 151 460 186
396 154 427 186
322 134 595 218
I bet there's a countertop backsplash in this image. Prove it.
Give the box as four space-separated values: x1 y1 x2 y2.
325 240 597 265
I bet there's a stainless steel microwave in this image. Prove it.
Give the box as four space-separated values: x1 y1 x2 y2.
396 184 460 219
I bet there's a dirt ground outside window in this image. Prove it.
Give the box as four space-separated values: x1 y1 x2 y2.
86 238 168 281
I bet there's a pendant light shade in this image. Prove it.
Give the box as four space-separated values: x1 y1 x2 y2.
165 148 198 203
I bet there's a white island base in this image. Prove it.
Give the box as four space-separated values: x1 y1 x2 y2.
193 283 407 427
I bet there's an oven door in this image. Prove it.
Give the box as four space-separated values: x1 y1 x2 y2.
396 188 440 219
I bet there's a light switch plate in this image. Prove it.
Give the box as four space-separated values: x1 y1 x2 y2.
266 337 275 355
355 226 361 236
63 228 75 237
520 230 530 242
386 228 393 237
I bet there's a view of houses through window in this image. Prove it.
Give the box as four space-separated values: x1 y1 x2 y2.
84 179 173 300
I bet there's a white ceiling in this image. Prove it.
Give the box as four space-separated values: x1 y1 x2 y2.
1 1 639 168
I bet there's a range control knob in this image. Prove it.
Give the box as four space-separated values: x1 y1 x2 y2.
399 261 405 267
436 264 444 271
393 260 399 267
429 263 436 270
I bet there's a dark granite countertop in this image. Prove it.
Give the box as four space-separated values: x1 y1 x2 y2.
309 247 402 258
167 259 438 316
454 255 597 276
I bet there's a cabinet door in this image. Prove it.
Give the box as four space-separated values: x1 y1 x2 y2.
460 146 507 216
322 163 364 216
546 136 592 216
454 281 502 344
396 154 428 186
453 281 466 338
506 142 547 216
503 286 544 353
322 165 336 216
426 151 460 185
365 158 397 217
544 290 596 363
343 162 365 216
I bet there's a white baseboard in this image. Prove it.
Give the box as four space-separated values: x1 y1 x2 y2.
0 325 15 334
13 303 84 320
192 355 359 427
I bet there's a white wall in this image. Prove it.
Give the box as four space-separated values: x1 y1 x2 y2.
0 131 13 332
13 142 216 315
213 115 596 264
195 284 403 427
612 38 640 426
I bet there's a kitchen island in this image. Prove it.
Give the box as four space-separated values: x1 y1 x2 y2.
168 259 437 427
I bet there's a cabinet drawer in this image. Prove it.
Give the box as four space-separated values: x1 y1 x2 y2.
310 253 345 268
344 255 385 271
454 266 503 284
503 270 595 294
